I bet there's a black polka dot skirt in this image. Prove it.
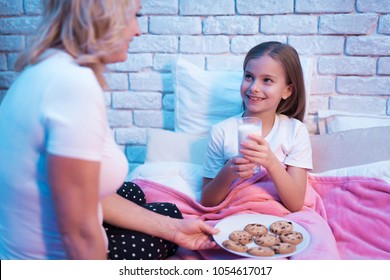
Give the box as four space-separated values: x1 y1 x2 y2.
103 182 183 260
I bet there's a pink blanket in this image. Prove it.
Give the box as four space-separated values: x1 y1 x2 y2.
308 175 390 259
133 170 390 259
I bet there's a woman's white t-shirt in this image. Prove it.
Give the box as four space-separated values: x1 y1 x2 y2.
203 113 313 178
0 50 128 259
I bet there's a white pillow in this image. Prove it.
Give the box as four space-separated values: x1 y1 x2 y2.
127 162 203 201
173 57 243 136
318 110 390 134
145 128 208 165
299 56 313 119
310 161 390 185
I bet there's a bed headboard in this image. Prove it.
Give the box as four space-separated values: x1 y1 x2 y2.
310 126 390 173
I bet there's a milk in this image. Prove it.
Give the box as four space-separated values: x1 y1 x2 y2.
238 123 261 156
237 117 262 173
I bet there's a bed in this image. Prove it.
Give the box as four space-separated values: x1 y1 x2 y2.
127 57 390 260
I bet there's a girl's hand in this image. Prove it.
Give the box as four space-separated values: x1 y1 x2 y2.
239 134 279 170
225 156 257 179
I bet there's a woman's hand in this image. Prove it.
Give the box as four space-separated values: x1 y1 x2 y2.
103 193 220 250
168 218 219 250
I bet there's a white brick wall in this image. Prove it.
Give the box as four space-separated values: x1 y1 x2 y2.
1 0 390 168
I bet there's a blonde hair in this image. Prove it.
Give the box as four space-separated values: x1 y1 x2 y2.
16 0 135 88
243 42 306 122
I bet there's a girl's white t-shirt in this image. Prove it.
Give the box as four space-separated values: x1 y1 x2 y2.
203 113 313 178
0 50 128 259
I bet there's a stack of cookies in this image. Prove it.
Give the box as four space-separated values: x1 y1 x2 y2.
222 220 304 257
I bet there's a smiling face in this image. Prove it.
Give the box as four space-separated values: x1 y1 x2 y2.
240 55 292 120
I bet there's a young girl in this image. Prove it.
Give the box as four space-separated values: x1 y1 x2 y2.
200 41 311 212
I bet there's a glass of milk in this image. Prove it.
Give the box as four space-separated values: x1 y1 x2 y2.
237 117 262 173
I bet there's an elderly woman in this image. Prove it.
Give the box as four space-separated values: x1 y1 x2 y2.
0 0 217 260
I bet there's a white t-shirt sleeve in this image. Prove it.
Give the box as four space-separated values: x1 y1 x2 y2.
202 125 227 178
43 67 106 161
283 122 313 169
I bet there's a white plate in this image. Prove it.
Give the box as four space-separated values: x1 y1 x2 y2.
213 214 310 259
